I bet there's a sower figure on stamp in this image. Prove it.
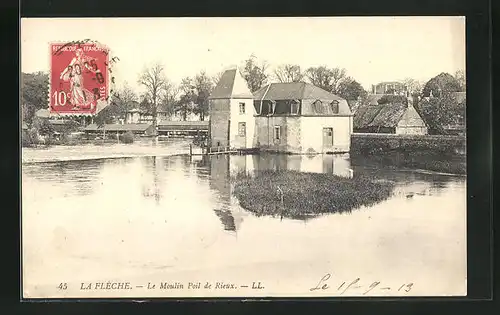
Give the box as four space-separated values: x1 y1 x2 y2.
59 47 101 110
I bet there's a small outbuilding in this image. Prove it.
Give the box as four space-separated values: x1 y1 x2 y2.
353 96 428 135
84 123 155 139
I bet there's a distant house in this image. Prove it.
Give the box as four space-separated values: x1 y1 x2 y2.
84 123 155 138
354 96 428 135
371 81 407 95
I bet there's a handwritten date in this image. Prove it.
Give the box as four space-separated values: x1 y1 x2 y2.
310 273 414 295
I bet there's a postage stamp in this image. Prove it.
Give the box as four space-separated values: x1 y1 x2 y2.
49 41 110 115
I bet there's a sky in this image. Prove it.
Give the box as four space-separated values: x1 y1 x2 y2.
21 17 465 94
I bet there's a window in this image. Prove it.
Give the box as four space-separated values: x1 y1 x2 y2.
239 102 245 114
313 100 323 113
330 100 339 114
238 122 246 136
274 126 281 140
290 100 300 115
270 100 276 115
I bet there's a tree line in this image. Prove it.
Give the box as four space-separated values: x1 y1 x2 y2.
21 54 466 133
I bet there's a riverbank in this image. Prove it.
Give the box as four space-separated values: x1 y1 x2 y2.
21 139 192 164
231 170 395 219
350 151 466 175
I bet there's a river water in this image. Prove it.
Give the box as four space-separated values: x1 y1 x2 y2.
21 140 467 298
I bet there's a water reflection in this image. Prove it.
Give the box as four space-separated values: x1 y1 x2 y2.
22 149 467 296
21 152 465 229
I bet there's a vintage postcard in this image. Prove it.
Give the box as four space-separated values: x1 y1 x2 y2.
20 17 467 299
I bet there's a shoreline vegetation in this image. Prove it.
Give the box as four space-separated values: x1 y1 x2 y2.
350 151 466 175
231 170 395 219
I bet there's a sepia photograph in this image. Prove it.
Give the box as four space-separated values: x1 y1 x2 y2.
21 17 467 298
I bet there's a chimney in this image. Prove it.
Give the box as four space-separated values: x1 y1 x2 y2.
372 85 375 94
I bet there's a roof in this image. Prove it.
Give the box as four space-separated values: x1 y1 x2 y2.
252 82 352 116
365 94 386 106
157 121 208 130
84 123 152 132
48 119 80 125
253 82 345 101
354 102 409 129
453 91 466 104
375 81 404 86
209 68 254 99
35 108 51 118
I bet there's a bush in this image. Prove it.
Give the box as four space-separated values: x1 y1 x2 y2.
231 170 395 219
119 131 134 144
22 128 40 147
377 94 408 105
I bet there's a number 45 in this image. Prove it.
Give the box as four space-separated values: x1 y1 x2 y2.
57 283 68 290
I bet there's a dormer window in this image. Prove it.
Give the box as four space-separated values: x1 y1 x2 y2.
330 100 339 114
269 100 276 115
313 100 323 113
290 99 300 115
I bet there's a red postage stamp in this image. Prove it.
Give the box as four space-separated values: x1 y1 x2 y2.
49 42 110 115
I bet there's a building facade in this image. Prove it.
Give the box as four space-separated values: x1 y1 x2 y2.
252 83 353 154
208 71 353 154
371 81 407 95
208 68 255 149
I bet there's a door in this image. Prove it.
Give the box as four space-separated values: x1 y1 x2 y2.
322 127 334 151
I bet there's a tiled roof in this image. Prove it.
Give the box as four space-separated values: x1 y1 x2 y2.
209 68 254 99
365 94 386 106
253 82 345 101
253 82 352 116
354 102 409 129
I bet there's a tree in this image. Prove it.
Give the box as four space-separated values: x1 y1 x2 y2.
138 63 169 134
241 54 269 92
159 83 179 117
21 72 49 126
337 78 367 102
415 92 465 134
192 71 214 121
454 69 466 92
113 82 138 118
305 66 348 94
422 72 461 97
175 77 196 121
273 64 305 83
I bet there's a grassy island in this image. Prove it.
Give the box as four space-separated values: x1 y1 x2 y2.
231 170 395 219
